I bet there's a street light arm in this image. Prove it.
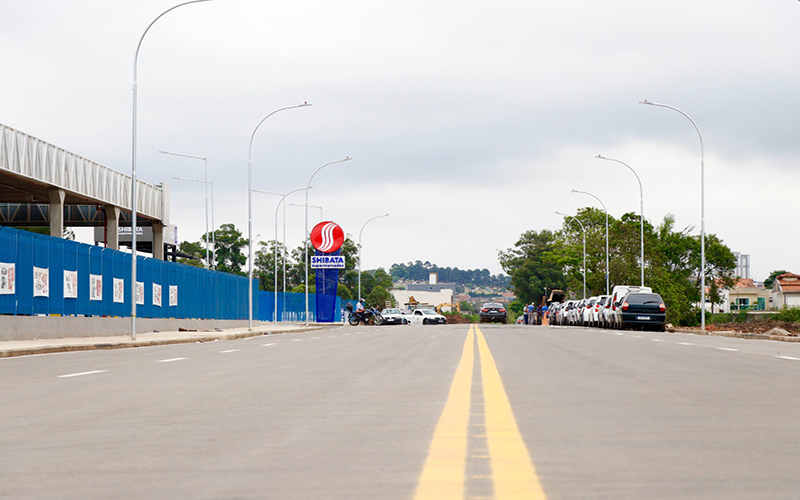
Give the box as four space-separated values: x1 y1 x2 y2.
305 157 352 190
639 101 704 153
160 150 206 161
358 213 390 246
247 103 312 158
134 0 212 83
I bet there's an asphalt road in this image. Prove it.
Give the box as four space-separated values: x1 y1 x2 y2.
2 324 800 499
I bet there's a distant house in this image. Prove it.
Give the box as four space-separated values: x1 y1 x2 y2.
771 272 800 309
720 278 770 312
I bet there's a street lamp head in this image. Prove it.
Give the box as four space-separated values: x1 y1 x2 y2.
595 154 607 160
639 100 653 105
300 102 312 107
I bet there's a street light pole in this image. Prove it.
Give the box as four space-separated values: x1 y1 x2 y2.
640 99 706 332
161 151 210 267
256 187 311 322
357 213 390 301
556 211 586 300
304 157 352 326
571 189 609 295
247 102 311 330
596 155 644 287
172 176 215 268
131 0 211 341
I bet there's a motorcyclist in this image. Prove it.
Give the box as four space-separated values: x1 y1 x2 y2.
354 299 367 323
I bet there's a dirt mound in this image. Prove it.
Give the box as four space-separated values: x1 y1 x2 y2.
700 319 800 336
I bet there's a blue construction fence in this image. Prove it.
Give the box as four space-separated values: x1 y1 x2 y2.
0 226 348 322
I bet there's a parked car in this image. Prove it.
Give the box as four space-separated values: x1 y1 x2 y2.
479 303 507 323
616 292 666 331
548 302 562 324
568 299 584 326
608 285 653 329
408 308 448 325
592 295 610 328
581 297 598 327
380 308 409 325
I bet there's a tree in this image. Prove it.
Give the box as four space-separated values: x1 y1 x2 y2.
498 229 566 305
177 240 205 268
765 270 788 289
212 223 247 275
254 240 286 291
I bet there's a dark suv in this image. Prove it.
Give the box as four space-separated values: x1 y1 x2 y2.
617 292 666 331
479 303 507 323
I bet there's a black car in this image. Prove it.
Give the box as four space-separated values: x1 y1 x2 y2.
479 302 507 323
618 292 667 331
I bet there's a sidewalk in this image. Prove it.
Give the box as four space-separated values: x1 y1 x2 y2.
0 323 326 358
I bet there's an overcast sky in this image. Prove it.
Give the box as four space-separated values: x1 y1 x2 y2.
3 0 799 281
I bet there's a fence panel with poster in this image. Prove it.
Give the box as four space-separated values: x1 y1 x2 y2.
0 226 256 320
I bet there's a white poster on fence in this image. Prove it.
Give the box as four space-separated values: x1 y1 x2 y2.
169 285 178 307
64 270 78 299
153 283 162 307
136 281 144 305
90 274 102 301
33 267 49 297
0 262 15 295
113 278 124 303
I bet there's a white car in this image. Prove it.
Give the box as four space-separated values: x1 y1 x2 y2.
380 308 409 325
408 308 447 325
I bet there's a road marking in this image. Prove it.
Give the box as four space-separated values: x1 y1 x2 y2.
261 343 276 347
292 339 302 342
329 335 338 338
775 356 800 361
652 339 665 342
58 370 107 378
718 348 739 352
311 336 320 339
677 342 694 346
414 325 474 499
157 357 187 363
476 325 547 499
632 335 642 338
220 349 240 353
613 332 624 336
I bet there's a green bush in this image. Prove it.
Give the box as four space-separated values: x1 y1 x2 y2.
771 307 800 323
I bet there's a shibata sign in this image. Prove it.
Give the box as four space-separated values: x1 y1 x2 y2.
310 221 346 269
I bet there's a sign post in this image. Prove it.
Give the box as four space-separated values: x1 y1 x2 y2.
310 221 345 322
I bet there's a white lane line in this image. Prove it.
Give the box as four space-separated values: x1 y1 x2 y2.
718 348 739 352
632 335 642 338
157 357 187 363
329 335 338 338
613 332 624 336
311 337 320 339
292 339 302 342
344 333 352 336
652 339 665 342
220 349 240 353
58 370 107 378
775 356 800 361
677 342 695 346
261 343 276 347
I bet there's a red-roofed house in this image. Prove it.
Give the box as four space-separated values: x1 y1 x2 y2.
772 273 800 308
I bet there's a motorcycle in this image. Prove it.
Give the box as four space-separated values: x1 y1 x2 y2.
348 307 384 326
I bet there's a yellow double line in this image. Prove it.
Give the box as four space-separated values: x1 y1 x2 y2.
414 325 547 500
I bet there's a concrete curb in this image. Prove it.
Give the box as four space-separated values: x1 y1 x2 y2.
0 326 326 358
672 328 800 343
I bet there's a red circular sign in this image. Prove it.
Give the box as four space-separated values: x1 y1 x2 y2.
310 221 345 253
